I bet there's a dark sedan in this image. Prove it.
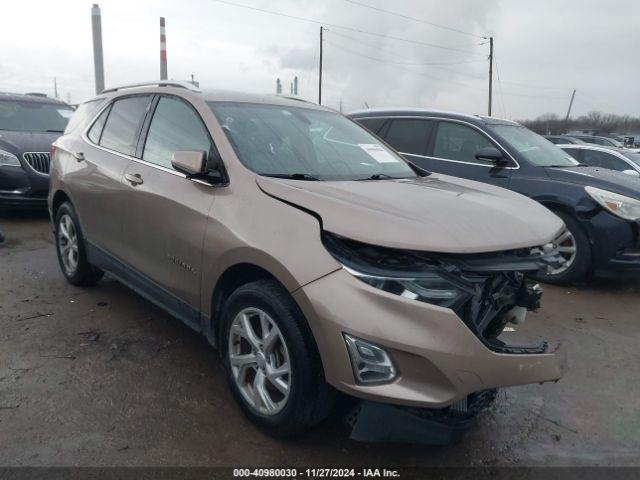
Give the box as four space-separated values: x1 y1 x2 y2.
349 109 640 284
0 93 74 209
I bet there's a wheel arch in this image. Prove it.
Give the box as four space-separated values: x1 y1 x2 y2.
51 190 72 218
206 261 297 348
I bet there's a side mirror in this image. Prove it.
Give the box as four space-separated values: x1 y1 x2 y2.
622 169 640 177
171 150 206 176
475 146 508 166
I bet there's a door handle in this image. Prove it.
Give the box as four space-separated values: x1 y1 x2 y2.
125 173 144 186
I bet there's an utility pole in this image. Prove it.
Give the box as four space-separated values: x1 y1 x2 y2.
91 4 105 94
318 26 323 105
53 77 58 99
488 36 493 117
564 89 576 131
160 17 168 80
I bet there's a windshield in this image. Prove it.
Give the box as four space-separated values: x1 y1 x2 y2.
490 124 579 167
208 102 416 181
0 99 74 132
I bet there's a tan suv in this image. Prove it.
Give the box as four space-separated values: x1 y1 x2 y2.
49 81 566 441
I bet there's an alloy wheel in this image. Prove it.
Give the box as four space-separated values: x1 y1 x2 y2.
228 307 291 416
58 214 79 275
550 229 577 275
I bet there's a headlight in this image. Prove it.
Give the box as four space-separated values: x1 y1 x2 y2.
343 265 466 308
0 149 21 167
585 186 640 221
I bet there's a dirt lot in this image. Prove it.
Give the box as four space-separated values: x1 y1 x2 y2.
1 213 639 467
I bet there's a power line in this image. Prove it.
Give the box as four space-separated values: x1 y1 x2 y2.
209 0 485 56
492 52 509 118
324 39 568 100
343 0 487 39
327 29 487 66
323 38 485 70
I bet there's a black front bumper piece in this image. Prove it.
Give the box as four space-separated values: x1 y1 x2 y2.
348 390 498 445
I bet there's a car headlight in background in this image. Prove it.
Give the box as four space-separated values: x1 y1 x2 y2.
343 265 466 309
0 149 21 167
585 186 640 221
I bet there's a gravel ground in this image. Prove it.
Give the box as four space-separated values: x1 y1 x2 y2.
1 213 639 467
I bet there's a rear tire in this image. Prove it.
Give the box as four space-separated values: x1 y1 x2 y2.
534 210 591 285
54 202 103 286
220 279 334 437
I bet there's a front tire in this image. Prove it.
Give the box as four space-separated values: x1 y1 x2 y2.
534 210 591 284
54 202 103 286
220 279 334 437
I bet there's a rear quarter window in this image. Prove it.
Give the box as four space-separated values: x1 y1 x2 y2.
64 99 104 134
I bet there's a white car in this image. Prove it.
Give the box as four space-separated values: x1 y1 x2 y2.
559 144 640 177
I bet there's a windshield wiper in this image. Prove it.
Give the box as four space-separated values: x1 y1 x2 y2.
46 129 65 133
262 173 321 181
356 173 395 181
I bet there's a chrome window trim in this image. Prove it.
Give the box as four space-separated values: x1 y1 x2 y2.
354 115 521 170
22 152 50 177
81 96 215 186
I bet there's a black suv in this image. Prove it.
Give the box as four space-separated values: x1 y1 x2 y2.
349 109 640 284
0 93 75 208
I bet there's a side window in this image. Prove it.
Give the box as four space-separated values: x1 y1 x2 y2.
384 119 433 155
65 99 103 134
583 150 629 172
433 121 494 164
99 95 152 156
563 148 581 160
356 118 387 135
142 96 214 170
87 105 110 144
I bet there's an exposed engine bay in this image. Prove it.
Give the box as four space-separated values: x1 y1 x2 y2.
322 231 565 355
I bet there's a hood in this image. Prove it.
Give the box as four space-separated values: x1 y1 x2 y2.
257 174 564 254
545 166 640 199
0 131 60 155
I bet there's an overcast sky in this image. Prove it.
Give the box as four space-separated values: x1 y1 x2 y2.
1 0 638 119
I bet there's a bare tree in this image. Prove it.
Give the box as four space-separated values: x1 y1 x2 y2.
520 111 640 135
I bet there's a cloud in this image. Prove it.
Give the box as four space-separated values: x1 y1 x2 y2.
0 0 638 119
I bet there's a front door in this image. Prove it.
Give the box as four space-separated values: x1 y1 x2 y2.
118 95 220 326
425 120 512 189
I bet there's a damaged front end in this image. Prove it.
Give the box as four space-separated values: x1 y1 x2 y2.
322 231 564 355
322 232 566 444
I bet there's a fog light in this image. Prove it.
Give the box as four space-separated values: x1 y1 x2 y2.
343 334 397 384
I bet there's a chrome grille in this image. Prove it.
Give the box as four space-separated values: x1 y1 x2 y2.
23 152 50 175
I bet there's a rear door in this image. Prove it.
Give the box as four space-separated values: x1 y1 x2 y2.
381 118 434 167
118 95 220 326
74 94 152 256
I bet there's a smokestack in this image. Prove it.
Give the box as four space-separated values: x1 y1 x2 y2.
293 76 298 96
160 17 167 80
91 4 105 94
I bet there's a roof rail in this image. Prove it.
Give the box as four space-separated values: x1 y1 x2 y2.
101 80 200 94
279 95 314 105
